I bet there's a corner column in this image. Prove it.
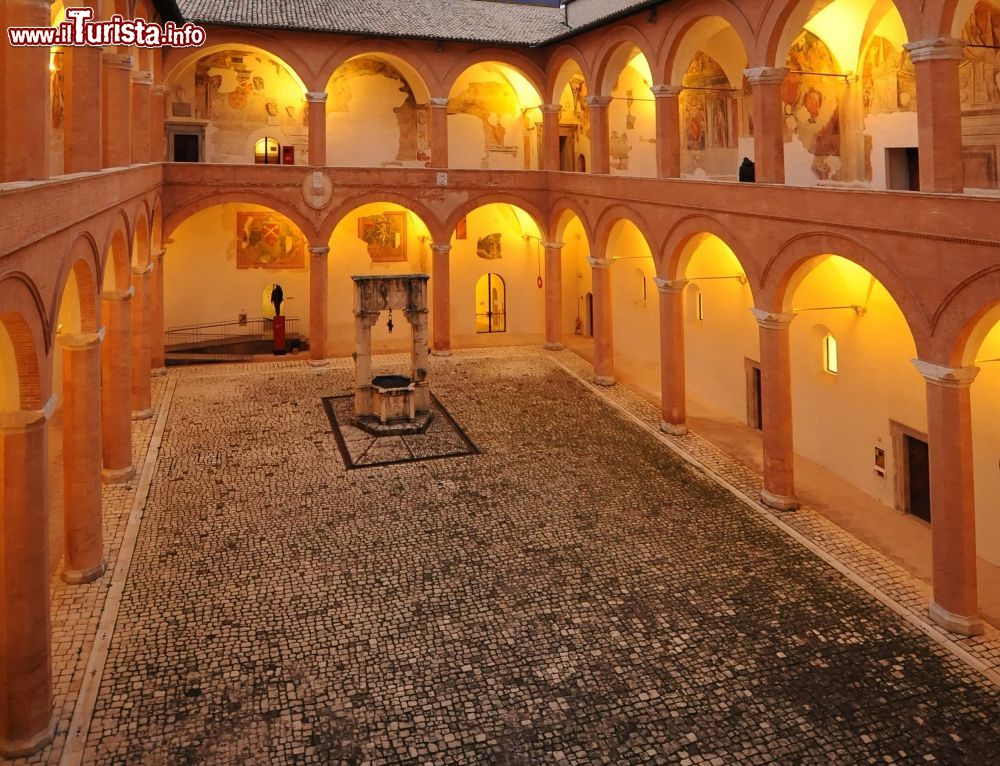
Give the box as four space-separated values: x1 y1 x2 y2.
101 52 133 168
431 243 452 355
429 97 450 169
540 104 562 171
58 331 107 584
306 91 328 166
64 45 103 174
652 85 682 178
129 70 152 164
309 245 330 364
584 96 612 174
913 360 982 636
0 0 50 180
654 278 687 434
102 287 134 482
589 256 615 385
542 241 564 350
904 38 966 193
149 85 166 162
744 67 788 184
0 402 54 757
150 248 166 373
752 308 798 510
130 264 153 420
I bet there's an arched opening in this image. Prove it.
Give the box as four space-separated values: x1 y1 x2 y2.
325 54 432 167
163 46 308 164
606 219 658 387
550 59 591 172
673 18 750 180
449 202 543 344
326 202 433 356
164 203 311 358
677 233 756 428
555 211 592 344
475 273 506 333
253 136 281 164
776 0 915 188
601 45 656 176
447 63 543 170
959 2 1000 192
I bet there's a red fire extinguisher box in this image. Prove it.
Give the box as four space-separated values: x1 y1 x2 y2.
281 146 295 165
272 315 286 355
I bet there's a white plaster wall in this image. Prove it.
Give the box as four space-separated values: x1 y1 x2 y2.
165 203 310 334
608 223 659 381
864 111 919 190
972 321 1000 564
609 65 656 177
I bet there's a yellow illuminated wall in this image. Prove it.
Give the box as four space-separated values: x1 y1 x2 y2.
561 216 591 337
607 221 659 385
972 319 1000 563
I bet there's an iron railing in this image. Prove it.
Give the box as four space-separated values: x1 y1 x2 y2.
165 316 302 358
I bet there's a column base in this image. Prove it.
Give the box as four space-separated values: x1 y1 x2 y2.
593 375 616 387
131 408 154 421
543 342 564 351
759 489 799 512
0 717 55 758
928 600 983 637
62 558 108 585
308 358 330 368
660 420 688 436
431 349 452 357
102 465 135 484
151 367 167 377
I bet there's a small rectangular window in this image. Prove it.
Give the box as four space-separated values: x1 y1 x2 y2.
696 291 705 321
823 334 839 374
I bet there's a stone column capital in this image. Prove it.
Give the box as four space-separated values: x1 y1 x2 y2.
653 277 688 293
152 247 167 260
130 70 154 86
541 241 564 250
131 261 154 277
750 307 796 328
153 85 168 96
103 286 135 302
904 38 966 63
305 91 328 103
588 256 613 269
309 245 330 256
744 67 789 85
102 52 134 70
911 359 980 387
651 84 684 98
57 327 105 350
431 243 452 255
540 103 562 115
0 395 56 433
429 97 450 108
584 95 612 109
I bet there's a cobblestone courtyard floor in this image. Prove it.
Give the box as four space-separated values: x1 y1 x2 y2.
57 354 1000 764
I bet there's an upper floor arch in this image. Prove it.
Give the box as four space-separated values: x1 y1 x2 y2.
659 1 755 85
592 24 661 95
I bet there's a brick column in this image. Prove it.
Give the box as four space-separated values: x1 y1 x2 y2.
101 287 134 482
130 264 153 420
0 0 50 180
652 85 682 178
431 243 451 355
428 97 449 169
584 96 612 174
58 330 107 584
540 104 561 171
149 85 166 162
306 91 328 166
309 245 329 364
0 401 54 757
913 360 982 636
542 241 564 349
102 52 133 169
63 45 102 174
744 67 788 184
589 256 615 385
904 38 966 193
654 278 687 434
752 308 799 510
129 70 152 164
150 248 166 373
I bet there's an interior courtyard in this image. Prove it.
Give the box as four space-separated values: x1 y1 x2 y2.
3 0 1000 761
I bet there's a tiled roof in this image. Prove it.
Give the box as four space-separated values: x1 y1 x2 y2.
174 0 571 45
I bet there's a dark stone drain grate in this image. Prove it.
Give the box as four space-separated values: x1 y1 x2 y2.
323 393 479 469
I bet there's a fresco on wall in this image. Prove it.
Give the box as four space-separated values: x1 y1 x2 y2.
50 59 64 128
237 212 306 269
329 58 430 162
861 37 917 116
476 233 503 260
960 1 1000 188
568 75 590 137
681 52 736 152
450 81 520 155
610 130 632 169
357 212 408 263
782 32 843 180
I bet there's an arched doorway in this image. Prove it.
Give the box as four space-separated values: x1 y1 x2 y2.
475 273 506 333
